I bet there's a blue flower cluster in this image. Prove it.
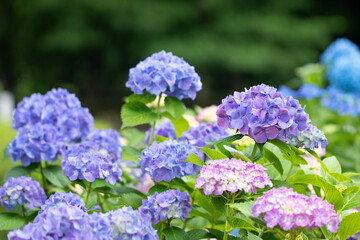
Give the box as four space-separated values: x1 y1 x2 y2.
106 206 158 240
89 129 123 163
139 188 192 224
0 176 46 210
285 124 328 150
279 84 324 100
139 140 202 182
9 88 94 166
7 123 64 166
88 212 113 240
320 38 359 65
126 50 202 100
40 192 87 213
145 121 177 144
179 122 229 148
61 141 123 184
217 84 310 144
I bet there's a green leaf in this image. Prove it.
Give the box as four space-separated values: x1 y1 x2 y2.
162 112 189 138
341 192 360 211
122 146 141 163
165 96 186 119
263 146 283 175
162 226 187 240
222 145 251 161
211 196 227 215
227 216 258 231
323 156 342 174
85 192 97 210
189 208 214 222
268 139 307 165
117 193 145 209
128 92 156 104
241 145 262 162
43 165 71 188
343 186 360 196
338 212 360 240
305 148 330 174
289 174 344 210
4 166 31 181
229 201 255 216
248 233 263 240
200 147 227 160
155 135 170 143
184 153 204 167
148 184 169 195
196 193 222 222
114 186 146 197
206 134 244 147
91 179 113 189
330 173 352 183
121 101 158 128
185 229 213 240
0 212 26 230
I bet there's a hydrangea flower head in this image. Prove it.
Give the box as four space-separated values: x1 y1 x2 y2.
107 206 158 240
326 53 360 93
195 158 272 195
278 85 298 98
139 140 201 182
179 122 229 148
320 38 359 65
144 121 177 144
0 176 46 210
217 84 310 144
139 188 192 224
7 123 64 166
62 141 122 184
89 128 123 163
41 191 87 212
285 124 328 150
321 86 360 116
297 84 324 100
251 187 339 232
126 50 202 100
88 212 113 240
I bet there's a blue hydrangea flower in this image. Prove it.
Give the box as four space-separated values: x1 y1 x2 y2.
106 206 158 240
8 204 98 240
179 122 229 148
278 85 298 98
7 123 64 166
89 129 123 163
40 192 87 213
217 84 311 144
326 53 360 93
126 50 202 100
144 121 177 144
139 188 192 224
297 84 324 100
139 140 202 182
320 38 359 65
88 212 113 240
284 124 328 150
0 176 46 210
62 141 123 184
321 86 360 116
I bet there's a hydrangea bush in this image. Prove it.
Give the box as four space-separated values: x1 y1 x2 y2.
1 49 360 240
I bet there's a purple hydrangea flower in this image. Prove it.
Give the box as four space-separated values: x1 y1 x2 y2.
61 141 122 184
7 123 64 166
195 158 272 195
139 140 202 182
348 232 360 240
217 84 311 144
320 38 359 65
321 86 360 116
251 187 339 232
285 124 328 150
179 122 229 148
144 121 177 145
0 176 46 210
126 50 202 100
41 192 87 213
106 206 158 240
139 188 192 224
89 129 123 163
8 203 105 240
88 212 113 240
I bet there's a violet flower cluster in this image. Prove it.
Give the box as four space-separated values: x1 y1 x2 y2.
126 50 202 100
195 158 273 195
251 187 339 232
285 124 328 150
40 191 87 213
0 176 46 210
62 141 122 184
144 120 177 144
321 86 360 116
139 188 192 224
107 206 158 240
217 84 310 143
89 128 123 163
139 140 202 182
179 122 229 148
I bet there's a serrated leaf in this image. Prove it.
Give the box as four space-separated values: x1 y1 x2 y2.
165 96 186 119
0 213 26 230
206 134 244 147
323 156 342 174
227 216 258 232
148 184 169 195
114 186 146 197
184 153 204 167
330 173 351 183
185 229 213 240
121 101 158 128
162 226 187 240
343 186 360 196
211 196 227 215
338 212 360 240
223 145 251 161
229 201 255 216
200 148 227 160
162 112 189 138
122 146 141 163
341 192 360 211
43 165 70 188
241 145 262 162
263 146 283 175
117 193 145 209
128 92 156 104
85 192 97 210
196 193 222 222
268 139 307 165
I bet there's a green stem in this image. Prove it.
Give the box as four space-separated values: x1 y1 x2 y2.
85 182 92 206
285 163 294 181
223 194 235 240
39 161 48 194
250 144 258 162
148 93 162 146
159 220 169 240
21 205 28 224
97 193 105 212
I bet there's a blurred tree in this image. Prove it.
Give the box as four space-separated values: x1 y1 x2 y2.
0 0 356 116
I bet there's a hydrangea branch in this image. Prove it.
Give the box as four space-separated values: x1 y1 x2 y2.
39 161 48 195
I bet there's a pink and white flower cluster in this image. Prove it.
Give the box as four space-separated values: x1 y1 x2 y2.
251 187 339 232
195 158 272 195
